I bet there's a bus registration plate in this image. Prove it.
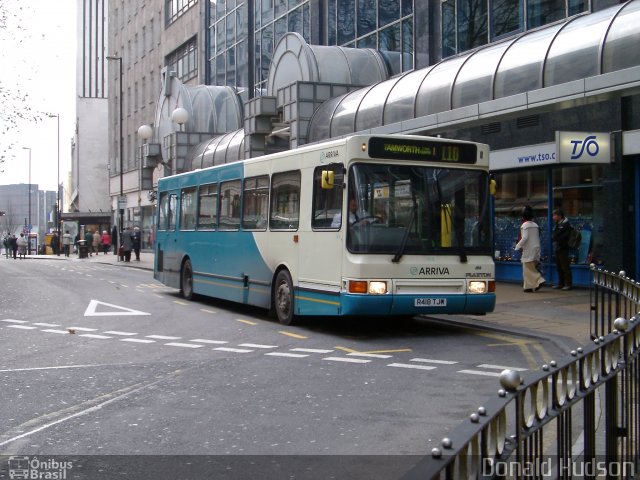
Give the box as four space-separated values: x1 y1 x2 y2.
415 298 447 307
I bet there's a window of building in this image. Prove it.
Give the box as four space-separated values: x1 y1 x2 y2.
198 183 218 230
270 171 301 230
242 176 269 230
443 0 588 58
180 187 197 230
166 0 197 26
166 37 198 82
219 180 241 230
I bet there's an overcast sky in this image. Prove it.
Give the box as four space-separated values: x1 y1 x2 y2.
0 0 77 192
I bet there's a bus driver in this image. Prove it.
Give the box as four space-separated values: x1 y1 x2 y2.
332 198 369 228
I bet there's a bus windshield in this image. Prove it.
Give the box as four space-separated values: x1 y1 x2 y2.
346 163 492 256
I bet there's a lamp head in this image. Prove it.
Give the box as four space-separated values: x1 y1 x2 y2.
171 107 189 125
137 124 153 140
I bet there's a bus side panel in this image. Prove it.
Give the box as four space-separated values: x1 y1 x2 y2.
181 230 273 309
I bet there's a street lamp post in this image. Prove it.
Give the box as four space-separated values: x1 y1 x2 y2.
22 146 31 254
47 113 61 255
107 55 124 256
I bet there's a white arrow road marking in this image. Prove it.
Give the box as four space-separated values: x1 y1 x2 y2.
84 300 150 317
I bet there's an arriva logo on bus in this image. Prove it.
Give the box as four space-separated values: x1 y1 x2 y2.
410 267 450 276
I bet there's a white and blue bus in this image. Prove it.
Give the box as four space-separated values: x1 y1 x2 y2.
154 134 495 324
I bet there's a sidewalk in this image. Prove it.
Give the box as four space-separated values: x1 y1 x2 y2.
13 251 593 346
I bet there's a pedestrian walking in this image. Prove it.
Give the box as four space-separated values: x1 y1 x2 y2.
84 230 94 257
121 226 133 262
101 230 111 254
2 234 9 258
111 225 118 255
552 208 573 290
132 226 141 261
92 230 101 255
16 233 28 259
62 230 72 257
51 231 59 255
514 206 545 292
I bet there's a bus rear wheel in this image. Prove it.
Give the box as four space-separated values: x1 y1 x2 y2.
181 259 194 300
274 270 295 325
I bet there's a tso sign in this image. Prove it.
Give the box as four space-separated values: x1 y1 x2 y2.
556 131 611 164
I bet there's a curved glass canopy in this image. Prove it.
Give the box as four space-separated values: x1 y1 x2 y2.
308 0 640 143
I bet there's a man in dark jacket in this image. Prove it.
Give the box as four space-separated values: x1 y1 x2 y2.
111 225 118 255
132 226 142 261
552 208 572 290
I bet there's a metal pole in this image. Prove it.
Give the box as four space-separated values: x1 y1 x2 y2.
56 113 61 255
107 55 124 260
22 147 31 254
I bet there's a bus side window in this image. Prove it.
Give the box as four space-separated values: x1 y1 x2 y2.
219 180 241 231
198 183 218 230
180 187 197 230
242 176 269 230
270 171 301 230
312 165 344 229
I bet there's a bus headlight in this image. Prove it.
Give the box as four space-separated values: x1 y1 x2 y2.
468 281 487 294
348 280 387 294
368 281 387 295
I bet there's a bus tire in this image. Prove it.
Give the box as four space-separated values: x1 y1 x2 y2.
181 259 194 300
274 269 295 325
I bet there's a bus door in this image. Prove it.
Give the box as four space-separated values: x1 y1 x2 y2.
156 191 179 286
300 165 345 315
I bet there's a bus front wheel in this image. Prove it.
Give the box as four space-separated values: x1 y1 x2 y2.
181 259 194 300
274 270 295 325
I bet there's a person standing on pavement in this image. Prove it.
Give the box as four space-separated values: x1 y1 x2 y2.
101 230 111 254
552 208 573 291
51 231 59 255
92 230 101 255
121 226 133 262
62 230 72 257
111 225 118 255
515 206 545 293
10 235 18 259
132 226 141 261
3 234 9 258
16 233 28 259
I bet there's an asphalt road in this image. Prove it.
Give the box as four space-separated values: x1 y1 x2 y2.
0 258 560 478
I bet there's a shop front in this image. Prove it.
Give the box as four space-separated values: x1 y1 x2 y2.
491 132 623 288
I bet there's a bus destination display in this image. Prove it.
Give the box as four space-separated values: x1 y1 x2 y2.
368 137 477 164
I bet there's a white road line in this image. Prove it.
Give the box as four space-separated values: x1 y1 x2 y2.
347 352 392 359
33 323 61 327
79 334 112 339
458 370 502 377
1 319 28 324
410 358 458 365
146 335 181 340
0 364 107 373
190 339 228 344
213 347 253 353
265 352 309 358
103 331 138 336
165 342 203 349
388 363 437 371
67 327 99 332
120 338 156 344
290 348 334 354
41 329 71 335
238 343 277 349
322 357 371 364
7 325 37 330
477 364 527 371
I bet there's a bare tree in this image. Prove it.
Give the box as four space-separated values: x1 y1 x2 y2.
0 1 40 176
0 201 23 237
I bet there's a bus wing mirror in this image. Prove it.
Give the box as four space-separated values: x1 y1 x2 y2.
321 170 334 189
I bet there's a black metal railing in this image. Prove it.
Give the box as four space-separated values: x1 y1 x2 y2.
404 266 640 480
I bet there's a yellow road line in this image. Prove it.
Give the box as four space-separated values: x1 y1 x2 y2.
476 331 539 370
200 309 216 314
236 319 257 326
173 300 189 306
278 331 308 339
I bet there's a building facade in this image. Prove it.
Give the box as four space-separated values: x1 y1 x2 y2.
106 0 640 283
